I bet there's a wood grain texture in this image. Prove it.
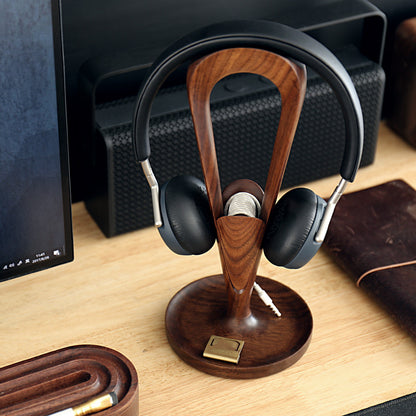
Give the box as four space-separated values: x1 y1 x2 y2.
165 275 312 379
0 124 415 414
183 48 307 348
0 345 138 416
215 216 264 319
186 47 306 223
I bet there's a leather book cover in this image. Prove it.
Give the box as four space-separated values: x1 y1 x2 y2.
324 179 416 339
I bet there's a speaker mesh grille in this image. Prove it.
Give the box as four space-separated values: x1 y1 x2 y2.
89 62 384 236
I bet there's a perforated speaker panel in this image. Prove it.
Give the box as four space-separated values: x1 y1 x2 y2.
86 62 384 236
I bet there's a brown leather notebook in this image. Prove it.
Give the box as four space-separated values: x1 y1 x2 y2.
324 180 416 339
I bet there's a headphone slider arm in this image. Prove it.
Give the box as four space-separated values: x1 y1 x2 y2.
314 179 348 243
141 159 163 228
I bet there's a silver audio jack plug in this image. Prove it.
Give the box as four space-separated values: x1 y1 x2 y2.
253 282 282 317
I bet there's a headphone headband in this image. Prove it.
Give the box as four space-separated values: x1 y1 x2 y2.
132 19 363 181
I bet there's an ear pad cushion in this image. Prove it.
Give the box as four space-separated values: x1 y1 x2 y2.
159 175 216 255
263 188 324 268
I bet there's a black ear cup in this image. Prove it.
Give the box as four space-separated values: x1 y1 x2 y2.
263 188 326 268
159 175 216 255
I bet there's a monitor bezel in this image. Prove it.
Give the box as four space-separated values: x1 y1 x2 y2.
0 0 74 282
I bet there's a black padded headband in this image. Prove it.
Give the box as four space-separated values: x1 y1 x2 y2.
132 19 364 181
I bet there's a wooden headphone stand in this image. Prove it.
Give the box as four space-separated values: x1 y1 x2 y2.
165 48 313 378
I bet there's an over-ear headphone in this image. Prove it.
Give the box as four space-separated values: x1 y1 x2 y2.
132 20 364 267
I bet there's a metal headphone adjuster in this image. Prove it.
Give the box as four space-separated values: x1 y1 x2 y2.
141 159 163 228
314 178 348 243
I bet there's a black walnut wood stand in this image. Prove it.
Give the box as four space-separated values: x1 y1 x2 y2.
165 48 313 379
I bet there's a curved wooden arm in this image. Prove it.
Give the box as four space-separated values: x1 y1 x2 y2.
187 48 306 320
186 47 306 223
166 51 310 372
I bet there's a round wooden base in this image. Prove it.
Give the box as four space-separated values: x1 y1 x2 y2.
165 275 313 379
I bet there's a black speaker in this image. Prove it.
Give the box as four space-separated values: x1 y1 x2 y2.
80 2 386 237
84 45 384 237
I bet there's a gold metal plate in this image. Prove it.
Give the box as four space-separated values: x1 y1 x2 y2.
203 335 245 364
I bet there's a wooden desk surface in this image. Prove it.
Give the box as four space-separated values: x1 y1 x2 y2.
0 123 415 415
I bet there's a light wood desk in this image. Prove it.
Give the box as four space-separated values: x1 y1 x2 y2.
0 123 415 415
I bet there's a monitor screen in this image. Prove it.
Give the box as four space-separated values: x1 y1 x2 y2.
0 0 73 281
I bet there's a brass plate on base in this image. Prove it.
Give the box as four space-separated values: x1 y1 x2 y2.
165 275 313 379
203 335 245 364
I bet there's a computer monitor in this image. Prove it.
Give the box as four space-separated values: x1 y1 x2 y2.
0 0 73 282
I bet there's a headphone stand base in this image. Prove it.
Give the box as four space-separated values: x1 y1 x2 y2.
165 274 312 379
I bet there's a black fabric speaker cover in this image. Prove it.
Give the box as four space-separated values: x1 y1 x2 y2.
85 56 384 237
